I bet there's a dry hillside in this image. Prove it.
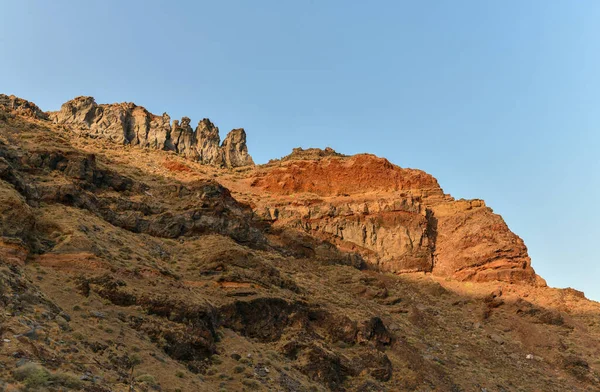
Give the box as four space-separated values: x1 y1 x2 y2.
0 95 599 392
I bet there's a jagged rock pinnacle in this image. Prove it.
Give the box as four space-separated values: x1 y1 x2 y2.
221 128 254 168
49 96 254 168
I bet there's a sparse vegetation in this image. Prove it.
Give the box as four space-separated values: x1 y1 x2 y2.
233 365 245 374
0 97 598 392
136 373 158 385
13 363 83 391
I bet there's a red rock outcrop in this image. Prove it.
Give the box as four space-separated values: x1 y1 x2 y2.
247 149 542 284
2 94 541 285
253 152 442 197
429 199 539 283
4 94 597 392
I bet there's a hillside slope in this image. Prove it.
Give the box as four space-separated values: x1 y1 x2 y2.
0 95 599 392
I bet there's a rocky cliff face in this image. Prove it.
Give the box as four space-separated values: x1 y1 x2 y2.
247 150 542 285
0 94 48 120
1 95 598 392
196 118 223 165
1 95 541 285
221 128 254 167
49 96 253 168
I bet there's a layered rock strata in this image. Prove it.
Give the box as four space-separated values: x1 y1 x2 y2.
249 150 542 285
0 96 597 392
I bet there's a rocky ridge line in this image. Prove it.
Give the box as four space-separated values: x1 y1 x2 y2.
47 96 254 168
0 94 544 285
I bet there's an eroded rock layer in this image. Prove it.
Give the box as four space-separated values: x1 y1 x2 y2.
0 94 542 285
48 96 253 168
247 149 542 284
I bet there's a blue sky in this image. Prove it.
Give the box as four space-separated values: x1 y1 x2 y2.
1 1 599 300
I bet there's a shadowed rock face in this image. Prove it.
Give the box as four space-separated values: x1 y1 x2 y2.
0 178 34 265
49 96 253 168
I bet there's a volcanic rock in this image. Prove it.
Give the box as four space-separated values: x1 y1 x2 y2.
171 117 198 159
249 150 541 284
221 128 254 168
0 179 34 265
51 97 254 168
196 118 222 165
0 94 598 392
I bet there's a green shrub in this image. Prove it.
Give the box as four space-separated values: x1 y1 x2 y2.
13 363 83 390
53 372 83 389
13 363 50 389
242 379 260 389
233 365 245 374
136 374 157 385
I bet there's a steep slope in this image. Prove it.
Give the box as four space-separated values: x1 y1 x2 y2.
0 96 599 392
42 95 540 285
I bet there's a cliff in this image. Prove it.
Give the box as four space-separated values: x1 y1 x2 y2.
249 150 542 285
0 94 544 285
0 94 597 392
49 96 253 168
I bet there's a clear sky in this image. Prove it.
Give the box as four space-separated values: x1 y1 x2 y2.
1 1 599 300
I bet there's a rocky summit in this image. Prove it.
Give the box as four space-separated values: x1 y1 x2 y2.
0 94 599 392
50 96 253 168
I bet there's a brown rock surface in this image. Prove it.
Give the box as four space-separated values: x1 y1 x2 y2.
246 149 539 284
0 95 598 392
430 199 537 283
253 153 442 197
1 97 542 283
51 96 159 145
0 179 34 265
171 117 197 159
0 93 48 119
